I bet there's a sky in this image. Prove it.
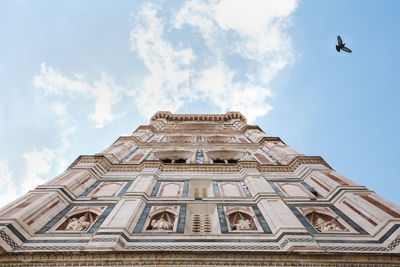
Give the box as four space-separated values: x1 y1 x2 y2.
0 0 399 207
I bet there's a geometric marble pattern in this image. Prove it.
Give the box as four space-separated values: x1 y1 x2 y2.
0 111 399 265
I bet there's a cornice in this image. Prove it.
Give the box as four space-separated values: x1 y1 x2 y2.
115 135 283 148
68 155 332 173
151 111 247 123
1 251 399 265
131 124 265 135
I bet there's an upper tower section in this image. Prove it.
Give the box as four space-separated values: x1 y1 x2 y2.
98 111 304 167
145 111 249 133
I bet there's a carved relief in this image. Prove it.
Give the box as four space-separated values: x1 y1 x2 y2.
150 216 173 231
298 207 349 233
57 211 98 231
224 207 260 232
52 206 105 232
145 206 179 232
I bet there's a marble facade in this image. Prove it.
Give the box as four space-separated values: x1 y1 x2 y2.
0 111 399 266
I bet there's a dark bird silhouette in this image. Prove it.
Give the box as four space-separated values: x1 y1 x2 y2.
336 35 352 53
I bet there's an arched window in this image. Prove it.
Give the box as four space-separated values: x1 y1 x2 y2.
227 159 238 164
175 158 187 164
228 211 257 231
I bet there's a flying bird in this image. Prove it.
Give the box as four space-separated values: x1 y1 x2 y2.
336 35 352 53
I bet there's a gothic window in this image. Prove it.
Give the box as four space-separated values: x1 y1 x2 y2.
192 214 212 234
228 212 257 231
213 158 225 164
146 211 176 231
161 158 172 164
305 211 347 233
227 159 238 164
56 211 98 231
154 150 192 164
207 150 244 164
175 158 187 164
212 158 238 164
161 158 186 164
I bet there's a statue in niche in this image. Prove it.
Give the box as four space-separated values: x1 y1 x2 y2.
315 217 341 232
233 219 252 230
148 211 175 231
65 212 94 231
150 218 173 230
229 211 257 231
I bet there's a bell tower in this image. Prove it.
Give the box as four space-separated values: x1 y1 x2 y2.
0 111 399 265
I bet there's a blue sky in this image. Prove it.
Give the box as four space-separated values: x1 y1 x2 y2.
0 0 399 207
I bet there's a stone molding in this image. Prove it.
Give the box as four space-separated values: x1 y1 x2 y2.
132 124 265 135
68 155 332 173
151 111 247 123
116 134 282 146
0 251 400 265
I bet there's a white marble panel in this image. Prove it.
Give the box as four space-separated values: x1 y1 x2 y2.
258 199 304 233
244 176 275 196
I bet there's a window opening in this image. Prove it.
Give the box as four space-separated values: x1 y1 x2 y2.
213 158 225 164
161 158 172 164
175 158 187 164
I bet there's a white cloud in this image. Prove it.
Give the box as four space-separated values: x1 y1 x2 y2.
21 148 55 193
0 161 18 208
130 0 298 122
33 63 124 128
48 102 77 172
129 3 195 117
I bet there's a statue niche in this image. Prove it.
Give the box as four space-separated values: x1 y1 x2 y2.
147 211 175 231
305 211 346 232
228 211 257 231
57 211 98 232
